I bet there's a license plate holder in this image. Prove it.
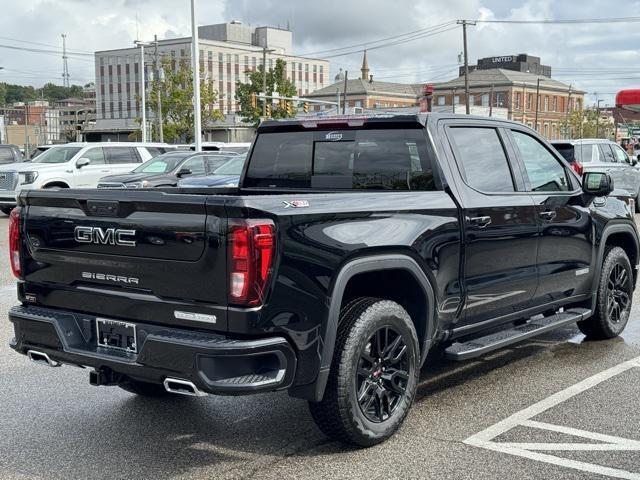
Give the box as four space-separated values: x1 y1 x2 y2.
96 318 137 353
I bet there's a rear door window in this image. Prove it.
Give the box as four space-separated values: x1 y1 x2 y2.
106 147 141 164
448 127 515 192
244 129 436 190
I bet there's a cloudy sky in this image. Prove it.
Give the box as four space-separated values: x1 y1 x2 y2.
1 0 639 105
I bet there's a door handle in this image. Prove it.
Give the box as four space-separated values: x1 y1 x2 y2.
467 216 492 228
539 210 557 221
101 169 110 173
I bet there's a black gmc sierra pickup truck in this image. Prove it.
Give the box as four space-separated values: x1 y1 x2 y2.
8 114 639 446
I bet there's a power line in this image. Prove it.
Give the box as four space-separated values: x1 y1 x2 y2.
318 24 459 59
299 20 457 57
0 35 92 54
475 16 640 24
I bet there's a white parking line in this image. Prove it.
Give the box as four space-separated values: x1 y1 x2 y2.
464 355 640 479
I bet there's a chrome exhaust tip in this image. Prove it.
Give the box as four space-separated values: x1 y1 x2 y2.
163 378 207 397
27 350 61 367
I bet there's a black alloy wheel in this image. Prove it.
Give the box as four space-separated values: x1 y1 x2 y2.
607 263 632 325
356 326 409 423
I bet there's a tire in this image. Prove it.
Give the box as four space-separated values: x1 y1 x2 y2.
309 297 420 447
578 246 633 339
0 206 13 215
635 191 640 213
118 378 172 397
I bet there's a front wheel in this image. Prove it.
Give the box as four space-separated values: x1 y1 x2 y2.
309 297 419 446
578 246 633 339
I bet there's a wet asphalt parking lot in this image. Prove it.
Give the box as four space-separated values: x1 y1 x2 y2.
1 216 640 479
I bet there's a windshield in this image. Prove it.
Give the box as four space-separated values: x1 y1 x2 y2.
30 146 82 164
133 153 191 173
212 156 246 175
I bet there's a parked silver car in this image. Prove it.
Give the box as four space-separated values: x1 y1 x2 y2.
551 139 640 210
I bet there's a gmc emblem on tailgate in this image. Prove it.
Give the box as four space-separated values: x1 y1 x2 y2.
74 226 136 247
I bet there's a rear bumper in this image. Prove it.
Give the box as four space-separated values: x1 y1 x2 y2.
9 304 297 395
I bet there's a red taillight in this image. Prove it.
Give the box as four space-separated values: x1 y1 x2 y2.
228 219 275 306
9 208 21 278
571 161 583 176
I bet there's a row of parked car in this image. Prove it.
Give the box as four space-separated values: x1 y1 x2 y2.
0 141 250 213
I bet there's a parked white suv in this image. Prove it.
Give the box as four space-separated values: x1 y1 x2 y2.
0 142 173 213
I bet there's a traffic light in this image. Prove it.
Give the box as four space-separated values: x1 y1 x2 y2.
265 103 272 117
279 98 286 109
303 102 309 113
287 101 295 116
250 93 257 109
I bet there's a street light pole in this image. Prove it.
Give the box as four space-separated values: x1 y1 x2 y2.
261 47 275 117
190 0 202 152
154 34 164 143
134 40 148 142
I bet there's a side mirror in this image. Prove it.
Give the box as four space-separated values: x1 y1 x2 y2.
76 158 90 168
583 172 614 197
176 168 192 177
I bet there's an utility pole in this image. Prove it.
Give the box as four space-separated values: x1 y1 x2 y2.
153 35 163 142
61 34 70 88
336 88 340 114
452 87 456 114
190 0 202 151
24 102 29 159
564 84 572 139
489 84 494 117
457 20 475 114
596 99 603 138
534 78 540 131
342 70 348 114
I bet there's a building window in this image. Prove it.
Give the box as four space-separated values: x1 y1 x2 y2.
453 95 460 105
543 96 549 111
437 96 445 106
552 96 557 112
496 92 506 107
481 94 489 106
515 92 521 110
527 93 533 110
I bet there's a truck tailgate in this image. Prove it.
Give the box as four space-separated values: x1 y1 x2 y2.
19 189 229 331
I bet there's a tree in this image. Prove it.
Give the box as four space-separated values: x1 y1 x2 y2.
562 107 615 140
0 83 6 106
145 57 224 143
236 58 297 126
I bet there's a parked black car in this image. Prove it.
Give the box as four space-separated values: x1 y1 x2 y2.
0 144 24 164
97 151 237 188
9 114 639 447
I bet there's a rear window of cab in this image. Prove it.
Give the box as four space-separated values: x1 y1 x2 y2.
244 129 437 191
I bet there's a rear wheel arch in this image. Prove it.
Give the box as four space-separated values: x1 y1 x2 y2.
42 181 70 189
311 254 436 401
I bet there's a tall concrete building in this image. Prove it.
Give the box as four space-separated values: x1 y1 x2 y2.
93 21 329 139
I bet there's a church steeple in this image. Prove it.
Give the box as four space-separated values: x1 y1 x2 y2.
360 50 369 80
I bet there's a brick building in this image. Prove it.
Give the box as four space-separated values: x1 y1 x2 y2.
432 68 584 140
306 51 421 111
